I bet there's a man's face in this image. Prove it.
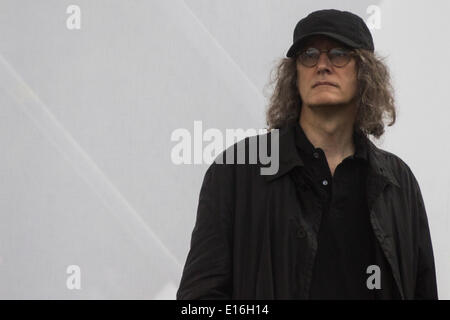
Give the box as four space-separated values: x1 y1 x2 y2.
296 35 358 109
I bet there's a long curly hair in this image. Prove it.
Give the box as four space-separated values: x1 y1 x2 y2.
264 49 396 139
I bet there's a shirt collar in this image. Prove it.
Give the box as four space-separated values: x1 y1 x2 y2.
294 122 368 162
263 122 399 188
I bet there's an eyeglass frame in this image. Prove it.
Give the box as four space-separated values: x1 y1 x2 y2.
295 47 357 68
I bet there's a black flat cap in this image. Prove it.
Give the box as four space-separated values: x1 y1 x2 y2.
286 9 374 57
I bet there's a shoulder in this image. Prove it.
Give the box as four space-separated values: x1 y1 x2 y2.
368 140 422 192
205 128 283 181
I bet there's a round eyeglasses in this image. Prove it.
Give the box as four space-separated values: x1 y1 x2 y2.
296 47 355 68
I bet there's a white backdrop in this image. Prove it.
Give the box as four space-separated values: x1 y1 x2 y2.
0 0 448 299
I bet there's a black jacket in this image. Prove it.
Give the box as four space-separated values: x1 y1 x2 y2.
177 124 438 299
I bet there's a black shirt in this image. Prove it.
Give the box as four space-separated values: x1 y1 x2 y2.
293 122 396 299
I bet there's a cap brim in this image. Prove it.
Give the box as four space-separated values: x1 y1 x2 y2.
286 31 361 57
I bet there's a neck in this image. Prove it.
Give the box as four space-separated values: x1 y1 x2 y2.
299 101 358 161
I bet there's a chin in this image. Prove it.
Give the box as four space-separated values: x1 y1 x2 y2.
307 93 352 107
308 99 343 108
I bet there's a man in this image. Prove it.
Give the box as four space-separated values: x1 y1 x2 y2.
177 9 438 299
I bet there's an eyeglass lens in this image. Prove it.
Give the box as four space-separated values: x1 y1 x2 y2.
298 48 352 67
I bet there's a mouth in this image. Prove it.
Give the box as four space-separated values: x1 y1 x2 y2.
313 82 338 88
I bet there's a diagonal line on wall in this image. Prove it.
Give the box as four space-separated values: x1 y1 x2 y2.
181 0 266 117
0 53 182 275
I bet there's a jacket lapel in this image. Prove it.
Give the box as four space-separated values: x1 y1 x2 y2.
365 140 405 299
264 125 304 182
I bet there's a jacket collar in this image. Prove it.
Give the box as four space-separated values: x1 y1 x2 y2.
295 121 369 162
263 123 400 188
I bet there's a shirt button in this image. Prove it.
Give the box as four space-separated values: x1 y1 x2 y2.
296 227 306 238
322 179 328 186
313 152 320 159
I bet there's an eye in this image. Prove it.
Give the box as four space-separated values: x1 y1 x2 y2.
304 48 319 57
330 48 349 57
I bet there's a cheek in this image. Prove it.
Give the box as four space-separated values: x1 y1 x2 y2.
343 68 358 94
296 67 302 85
297 68 309 95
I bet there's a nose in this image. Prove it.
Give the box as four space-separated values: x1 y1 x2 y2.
316 52 332 74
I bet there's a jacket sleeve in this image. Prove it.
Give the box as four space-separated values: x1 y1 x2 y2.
412 175 438 299
176 162 234 299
